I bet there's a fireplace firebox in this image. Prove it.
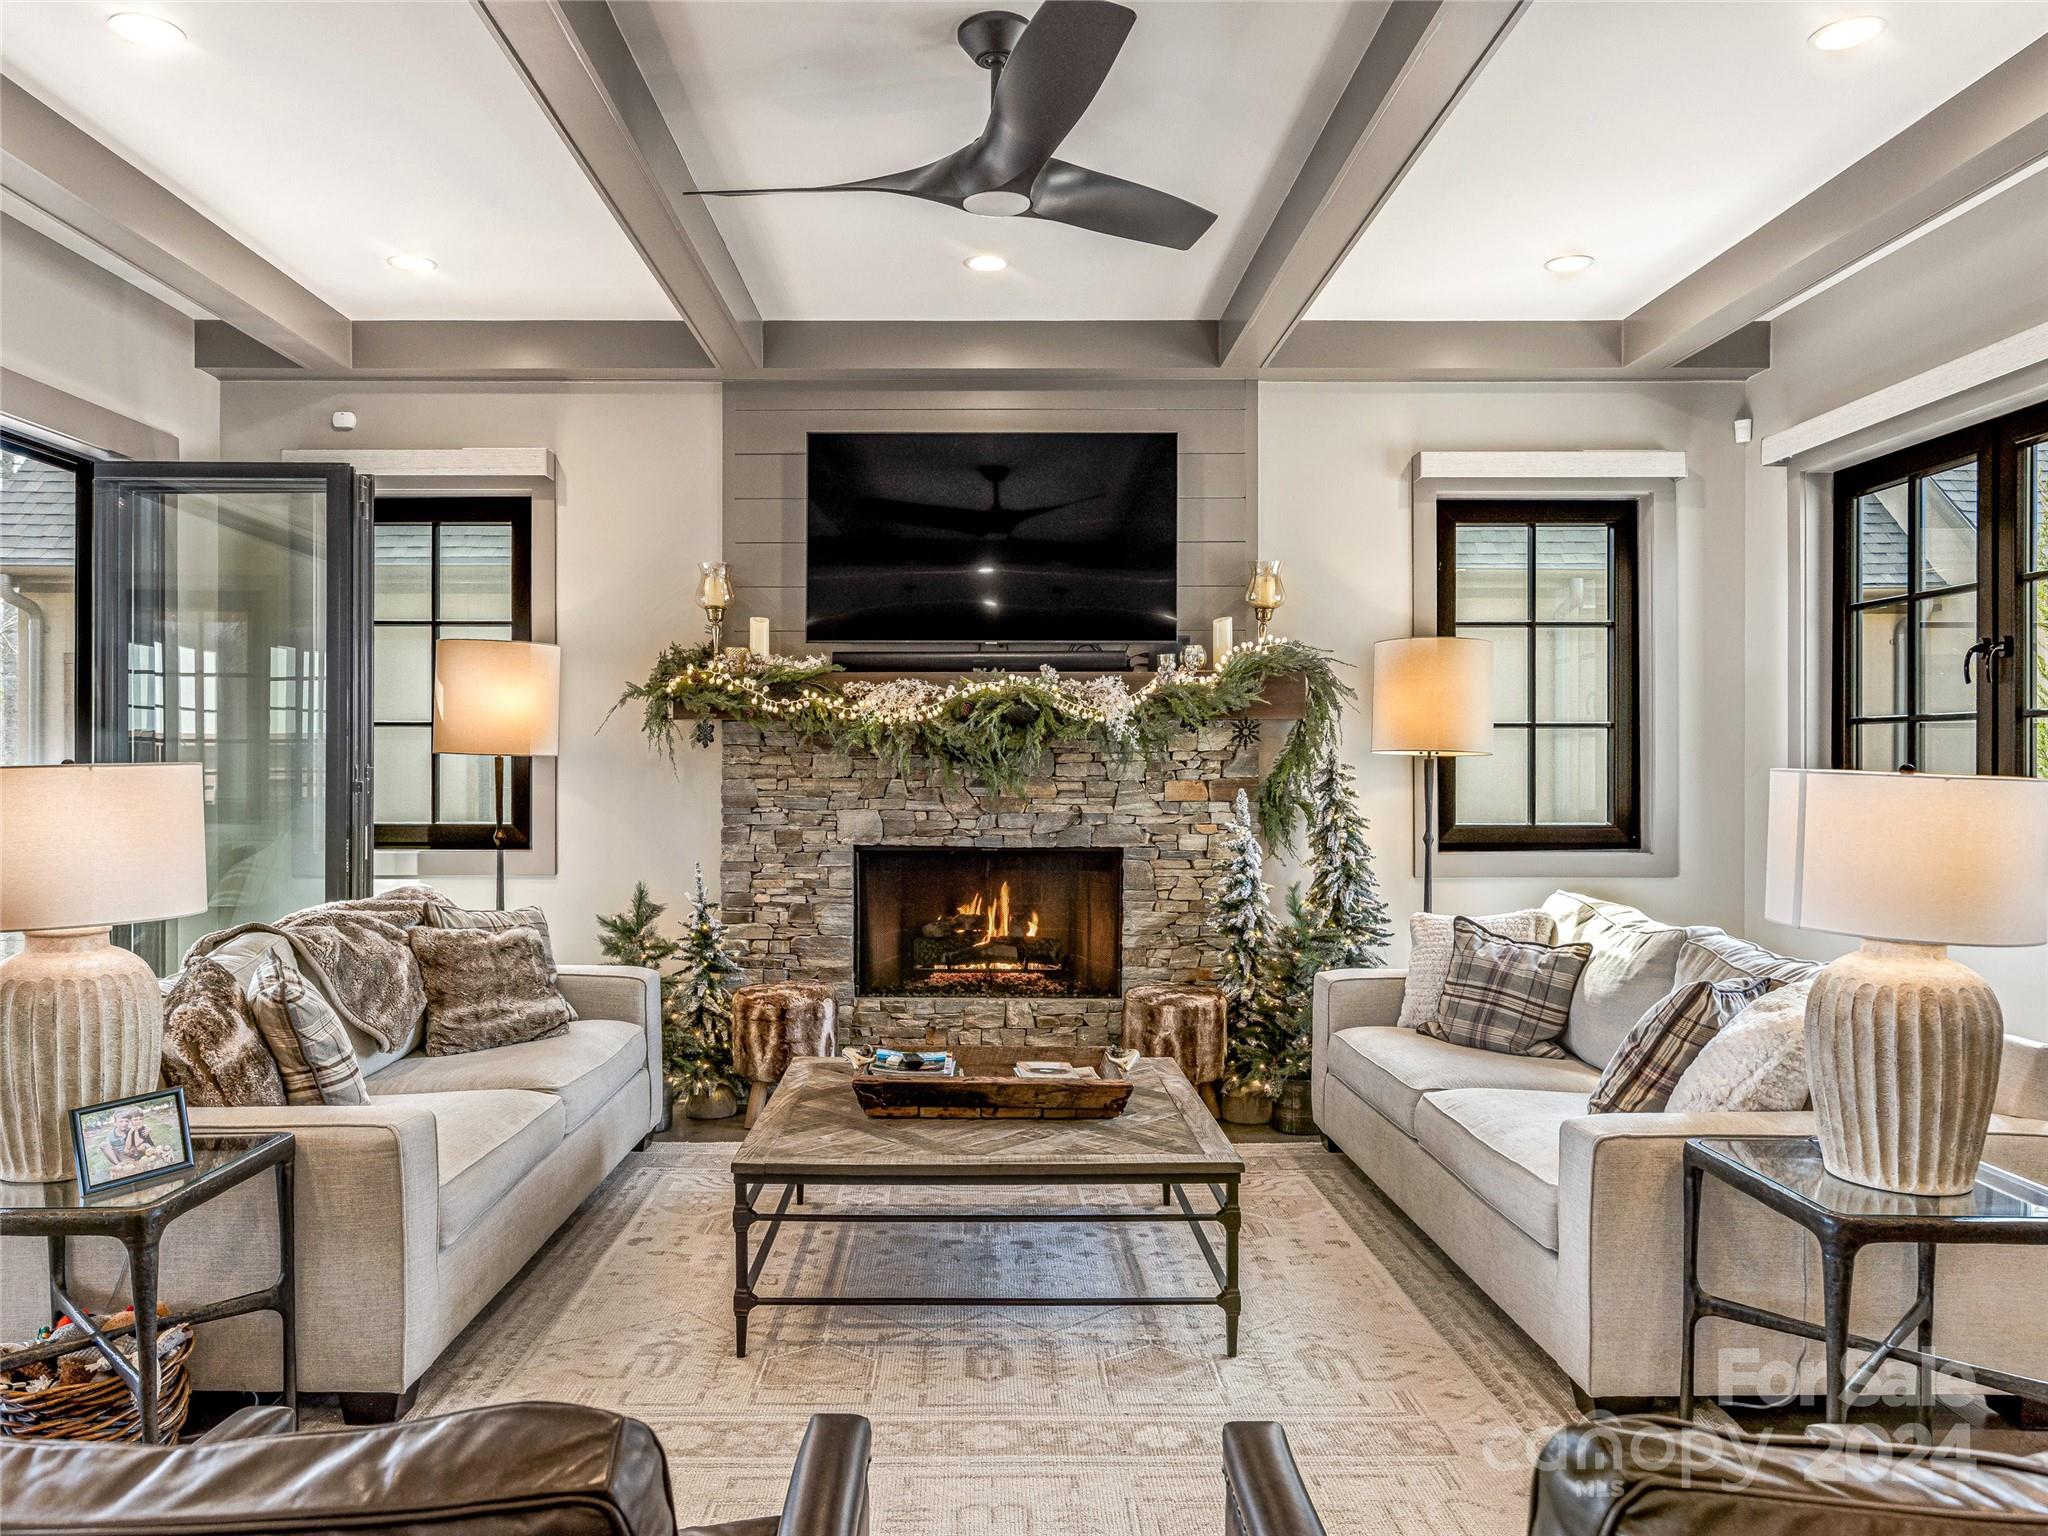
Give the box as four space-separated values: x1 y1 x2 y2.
855 847 1122 998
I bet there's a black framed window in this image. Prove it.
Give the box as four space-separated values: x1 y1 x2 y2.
0 432 92 765
371 496 533 849
1437 499 1641 851
1832 402 2048 776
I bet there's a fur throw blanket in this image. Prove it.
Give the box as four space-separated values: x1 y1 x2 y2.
187 885 438 1052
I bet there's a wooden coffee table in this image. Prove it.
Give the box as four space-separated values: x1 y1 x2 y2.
730 1056 1246 1357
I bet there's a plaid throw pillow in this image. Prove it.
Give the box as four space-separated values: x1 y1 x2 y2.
1590 976 1770 1114
1421 918 1592 1059
247 952 371 1106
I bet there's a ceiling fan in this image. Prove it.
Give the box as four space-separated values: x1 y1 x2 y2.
691 0 1217 251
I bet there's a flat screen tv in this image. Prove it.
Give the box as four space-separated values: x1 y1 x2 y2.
805 432 1177 644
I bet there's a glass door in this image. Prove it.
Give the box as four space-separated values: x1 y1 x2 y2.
90 463 370 966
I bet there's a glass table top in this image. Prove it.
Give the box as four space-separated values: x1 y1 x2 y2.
0 1134 289 1215
1693 1137 2048 1224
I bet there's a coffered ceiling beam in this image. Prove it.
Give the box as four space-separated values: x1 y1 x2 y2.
196 319 712 380
764 321 1222 378
1622 35 2048 371
1217 0 1524 373
1 76 351 371
474 0 762 374
1266 320 1767 380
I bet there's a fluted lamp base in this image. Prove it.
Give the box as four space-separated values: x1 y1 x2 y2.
0 928 165 1183
1804 940 2004 1197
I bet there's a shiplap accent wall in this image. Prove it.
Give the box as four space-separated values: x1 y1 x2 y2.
722 380 1257 653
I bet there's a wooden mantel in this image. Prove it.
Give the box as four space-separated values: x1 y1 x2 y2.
670 667 1307 722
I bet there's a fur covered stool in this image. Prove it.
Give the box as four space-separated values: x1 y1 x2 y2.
732 983 838 1126
1121 983 1227 1114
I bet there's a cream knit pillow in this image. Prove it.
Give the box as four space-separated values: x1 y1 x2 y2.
1395 908 1557 1033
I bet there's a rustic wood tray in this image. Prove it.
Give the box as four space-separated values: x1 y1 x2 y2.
848 1045 1135 1120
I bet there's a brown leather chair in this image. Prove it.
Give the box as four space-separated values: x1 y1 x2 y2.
1528 1416 2048 1535
0 1401 871 1536
1222 1422 1325 1536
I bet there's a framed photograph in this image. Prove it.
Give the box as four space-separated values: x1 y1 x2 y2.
70 1087 195 1198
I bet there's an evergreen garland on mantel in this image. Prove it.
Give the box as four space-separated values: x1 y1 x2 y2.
616 636 1353 851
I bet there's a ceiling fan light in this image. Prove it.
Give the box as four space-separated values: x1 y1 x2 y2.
962 191 1031 218
1809 16 1885 51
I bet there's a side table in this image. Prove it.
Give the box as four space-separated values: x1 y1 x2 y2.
1680 1135 2048 1427
0 1131 296 1443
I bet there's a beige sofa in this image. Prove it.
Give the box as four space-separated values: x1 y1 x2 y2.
1311 892 2048 1408
2 964 662 1419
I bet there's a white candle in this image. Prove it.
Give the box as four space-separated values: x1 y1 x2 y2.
1211 616 1234 668
748 616 771 658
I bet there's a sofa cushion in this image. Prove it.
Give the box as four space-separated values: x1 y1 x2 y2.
1673 928 1821 991
367 1089 564 1247
1395 908 1556 1032
1414 1088 1590 1251
411 926 574 1056
1327 1026 1600 1138
1589 976 1767 1114
368 1018 644 1133
1542 891 1690 1070
1423 917 1589 1059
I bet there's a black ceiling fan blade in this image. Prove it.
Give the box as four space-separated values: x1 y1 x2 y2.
976 1 1135 187
1025 159 1217 249
691 148 979 207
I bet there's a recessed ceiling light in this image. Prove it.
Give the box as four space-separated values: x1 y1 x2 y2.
975 564 996 574
982 597 1000 609
962 191 1030 217
107 12 185 48
1809 16 1885 51
963 254 1008 273
387 254 438 274
1544 253 1595 274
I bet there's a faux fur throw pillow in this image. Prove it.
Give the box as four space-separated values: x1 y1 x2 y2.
1666 981 1814 1113
422 900 573 1006
411 925 573 1056
159 959 287 1108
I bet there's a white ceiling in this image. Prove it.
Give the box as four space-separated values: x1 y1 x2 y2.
1308 1 2048 323
0 0 675 321
613 0 1385 321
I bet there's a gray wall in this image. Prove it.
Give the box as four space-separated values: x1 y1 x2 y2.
721 379 1257 653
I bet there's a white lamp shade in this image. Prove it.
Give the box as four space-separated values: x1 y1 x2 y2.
432 640 561 757
1766 768 2048 947
0 763 208 931
1371 636 1494 756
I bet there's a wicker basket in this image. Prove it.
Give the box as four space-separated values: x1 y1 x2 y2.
0 1325 194 1443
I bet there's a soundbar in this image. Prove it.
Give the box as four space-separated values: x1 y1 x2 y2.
831 651 1136 673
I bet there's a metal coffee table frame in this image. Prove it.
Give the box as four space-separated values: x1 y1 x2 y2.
729 1056 1245 1359
732 1170 1242 1358
0 1131 296 1443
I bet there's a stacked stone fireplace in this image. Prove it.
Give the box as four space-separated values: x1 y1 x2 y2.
719 722 1255 1048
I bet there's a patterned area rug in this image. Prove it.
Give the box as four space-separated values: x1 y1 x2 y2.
413 1143 1576 1534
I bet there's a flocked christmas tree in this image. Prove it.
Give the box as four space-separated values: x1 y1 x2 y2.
1304 750 1392 968
667 864 745 1101
1214 789 1276 1011
596 871 744 1103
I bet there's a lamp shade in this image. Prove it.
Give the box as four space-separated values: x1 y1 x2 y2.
432 640 561 757
1765 768 2048 947
1371 636 1494 756
0 763 208 931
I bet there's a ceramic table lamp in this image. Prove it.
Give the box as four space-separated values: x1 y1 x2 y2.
0 763 208 1182
433 639 561 911
1765 768 2048 1195
1371 637 1494 912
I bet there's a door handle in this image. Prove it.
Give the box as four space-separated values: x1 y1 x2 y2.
1962 635 2013 684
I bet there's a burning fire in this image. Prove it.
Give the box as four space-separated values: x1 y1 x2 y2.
955 882 1038 945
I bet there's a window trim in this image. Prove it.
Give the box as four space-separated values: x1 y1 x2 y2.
1829 400 2048 776
370 495 534 851
1435 497 1642 852
1 430 94 760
